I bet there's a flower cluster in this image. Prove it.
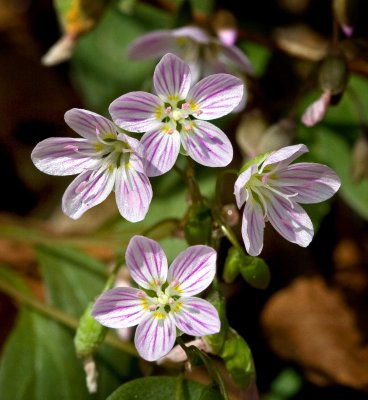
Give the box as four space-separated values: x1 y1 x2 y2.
31 32 342 365
32 53 243 221
92 236 220 361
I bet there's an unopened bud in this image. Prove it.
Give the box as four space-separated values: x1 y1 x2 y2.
74 302 108 358
319 51 349 95
333 0 360 37
157 338 211 365
301 91 331 127
212 10 238 46
221 204 240 227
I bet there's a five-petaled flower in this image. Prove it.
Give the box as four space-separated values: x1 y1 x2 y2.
91 235 220 361
234 144 341 256
127 26 253 84
109 53 244 177
31 109 152 222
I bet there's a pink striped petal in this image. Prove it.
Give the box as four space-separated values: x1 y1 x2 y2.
91 287 148 329
65 108 117 140
127 30 175 59
31 137 100 176
267 194 314 247
135 312 176 361
167 245 216 297
172 26 210 44
275 163 341 204
109 91 163 133
62 168 115 219
261 144 308 170
241 200 265 256
115 165 153 223
186 73 244 120
180 120 233 167
218 44 253 74
153 53 191 100
234 165 258 208
173 297 220 336
125 236 168 290
141 129 181 176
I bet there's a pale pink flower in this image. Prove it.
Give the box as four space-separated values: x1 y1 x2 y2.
31 109 152 222
110 53 244 176
301 91 331 127
234 144 341 256
92 236 220 361
127 26 252 83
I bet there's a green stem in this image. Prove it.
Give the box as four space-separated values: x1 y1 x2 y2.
176 337 229 400
214 169 239 207
0 278 138 357
140 217 181 238
213 211 243 251
186 158 203 204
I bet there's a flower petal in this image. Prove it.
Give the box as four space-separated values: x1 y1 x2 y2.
275 163 341 204
234 164 258 208
172 26 210 44
267 194 314 247
62 168 115 219
180 120 233 167
141 128 181 176
218 44 253 74
261 144 308 170
186 73 244 120
127 30 176 59
65 108 117 141
91 287 148 329
173 297 220 336
125 235 168 290
109 91 163 133
134 312 176 361
115 165 153 222
167 245 216 296
301 92 331 127
241 199 265 256
31 137 100 176
153 53 191 100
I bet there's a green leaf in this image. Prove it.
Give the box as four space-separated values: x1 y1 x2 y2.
36 245 137 397
0 266 88 400
36 244 106 316
307 126 368 220
198 383 224 400
219 328 255 389
107 376 205 400
71 3 171 113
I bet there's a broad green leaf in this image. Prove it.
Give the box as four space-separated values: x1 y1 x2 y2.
36 245 137 397
107 376 205 400
219 328 255 389
71 3 171 113
307 126 368 220
37 244 106 316
0 266 87 400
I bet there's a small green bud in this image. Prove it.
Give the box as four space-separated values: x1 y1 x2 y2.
184 203 213 245
223 246 242 283
74 302 108 358
224 246 270 289
319 51 349 95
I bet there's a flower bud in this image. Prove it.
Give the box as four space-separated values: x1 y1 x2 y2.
74 302 108 358
333 0 360 37
211 10 238 46
318 51 349 96
184 203 213 245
